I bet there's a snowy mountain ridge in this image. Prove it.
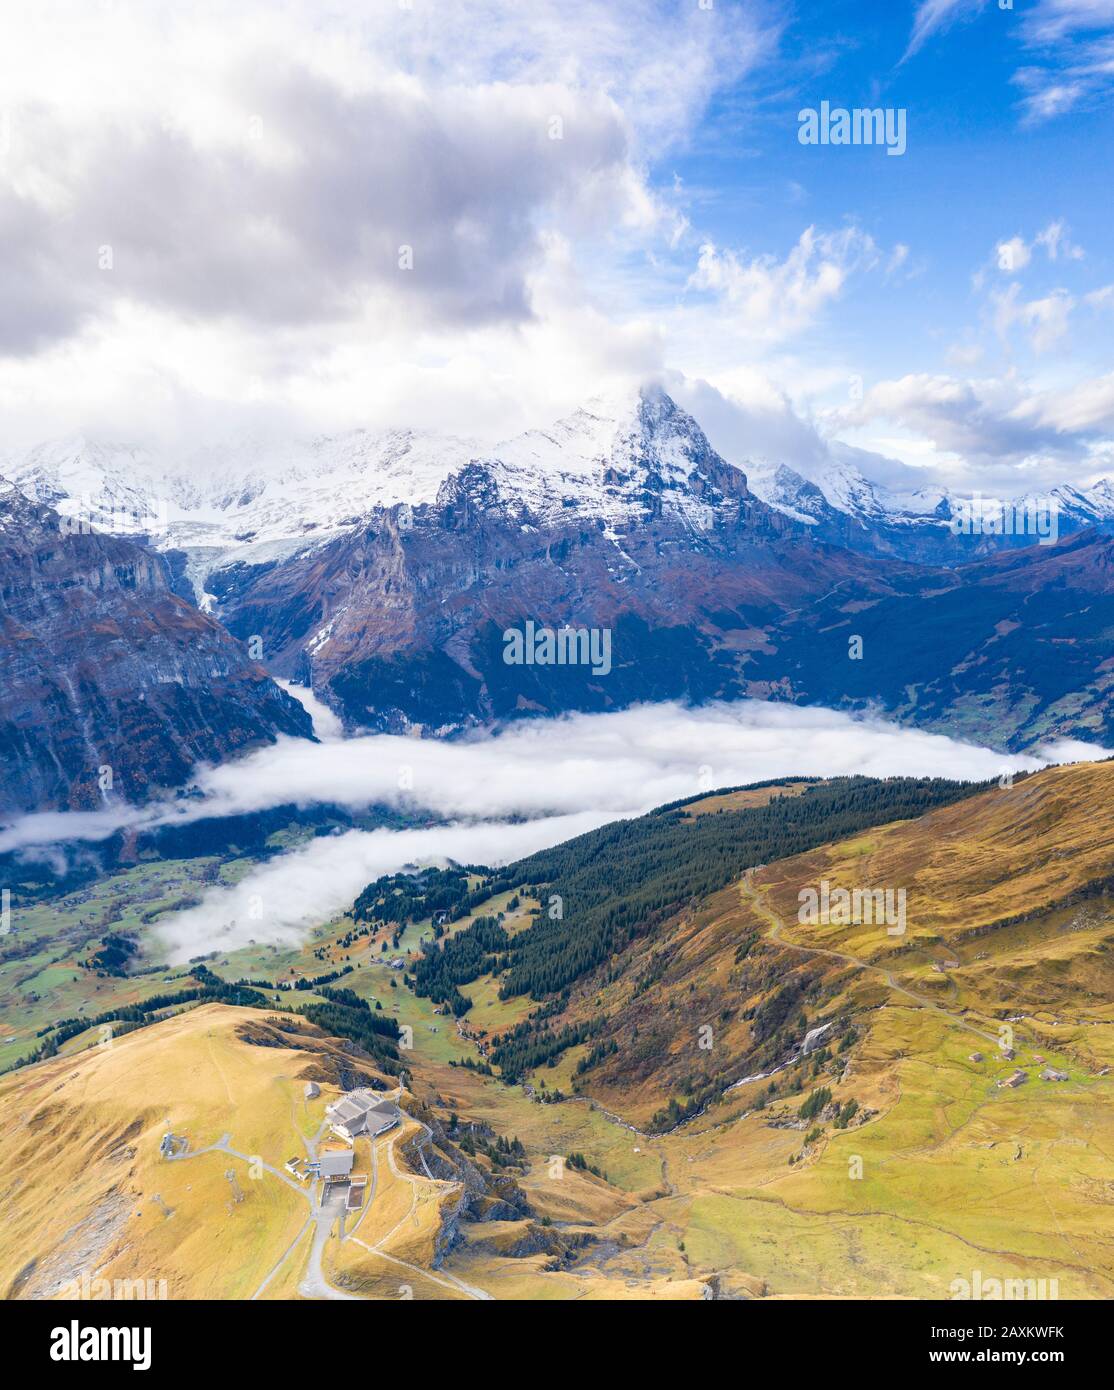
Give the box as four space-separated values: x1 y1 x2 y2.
5 385 1113 597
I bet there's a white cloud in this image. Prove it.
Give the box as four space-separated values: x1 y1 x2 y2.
991 222 1083 278
154 815 610 964
903 0 1114 122
886 243 912 278
0 0 1106 492
1013 2 1114 121
3 697 1100 858
996 236 1033 274
1013 74 1090 119
134 700 1103 961
3 697 1104 961
946 341 986 368
905 0 987 59
992 283 1075 352
1035 218 1086 261
0 0 778 443
1014 370 1114 434
687 226 880 345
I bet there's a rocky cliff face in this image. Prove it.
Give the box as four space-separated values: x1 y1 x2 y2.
200 389 1114 751
0 480 313 814
209 389 915 733
8 389 1111 755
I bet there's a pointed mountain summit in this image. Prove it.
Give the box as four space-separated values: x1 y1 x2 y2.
3 388 1112 756
450 383 755 532
8 388 1112 587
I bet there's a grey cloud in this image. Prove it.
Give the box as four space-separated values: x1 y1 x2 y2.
669 373 831 473
667 373 931 492
845 373 1107 466
1015 370 1114 435
1 698 1095 859
0 62 634 354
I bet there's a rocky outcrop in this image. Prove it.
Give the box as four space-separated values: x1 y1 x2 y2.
12 392 1113 751
212 393 908 734
397 1109 536 1265
204 392 1114 751
0 480 313 813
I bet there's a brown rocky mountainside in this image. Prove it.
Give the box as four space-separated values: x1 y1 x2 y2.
0 480 313 814
205 390 1114 750
209 393 918 733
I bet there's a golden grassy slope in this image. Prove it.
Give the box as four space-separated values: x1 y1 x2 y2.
409 758 1114 1298
0 1005 390 1300
537 759 1114 1122
759 759 1114 959
680 781 815 817
4 759 1113 1301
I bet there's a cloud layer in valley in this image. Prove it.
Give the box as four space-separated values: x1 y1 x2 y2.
2 699 1105 963
153 815 608 964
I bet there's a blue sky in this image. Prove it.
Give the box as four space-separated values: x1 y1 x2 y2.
663 0 1114 385
0 0 1112 494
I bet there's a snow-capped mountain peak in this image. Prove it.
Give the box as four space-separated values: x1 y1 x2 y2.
476 383 749 533
1087 478 1114 516
6 386 1113 596
5 426 483 593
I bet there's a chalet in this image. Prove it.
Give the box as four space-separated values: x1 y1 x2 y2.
326 1088 401 1141
160 1133 187 1159
317 1147 355 1183
999 1069 1028 1089
1039 1067 1068 1082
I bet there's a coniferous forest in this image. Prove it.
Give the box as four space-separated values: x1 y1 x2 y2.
353 775 1000 1021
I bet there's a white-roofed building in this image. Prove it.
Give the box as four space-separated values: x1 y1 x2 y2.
325 1088 401 1141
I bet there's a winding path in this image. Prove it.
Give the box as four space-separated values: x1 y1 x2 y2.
342 1106 493 1300
739 876 1002 1049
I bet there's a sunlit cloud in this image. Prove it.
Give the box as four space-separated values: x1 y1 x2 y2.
5 696 1107 966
